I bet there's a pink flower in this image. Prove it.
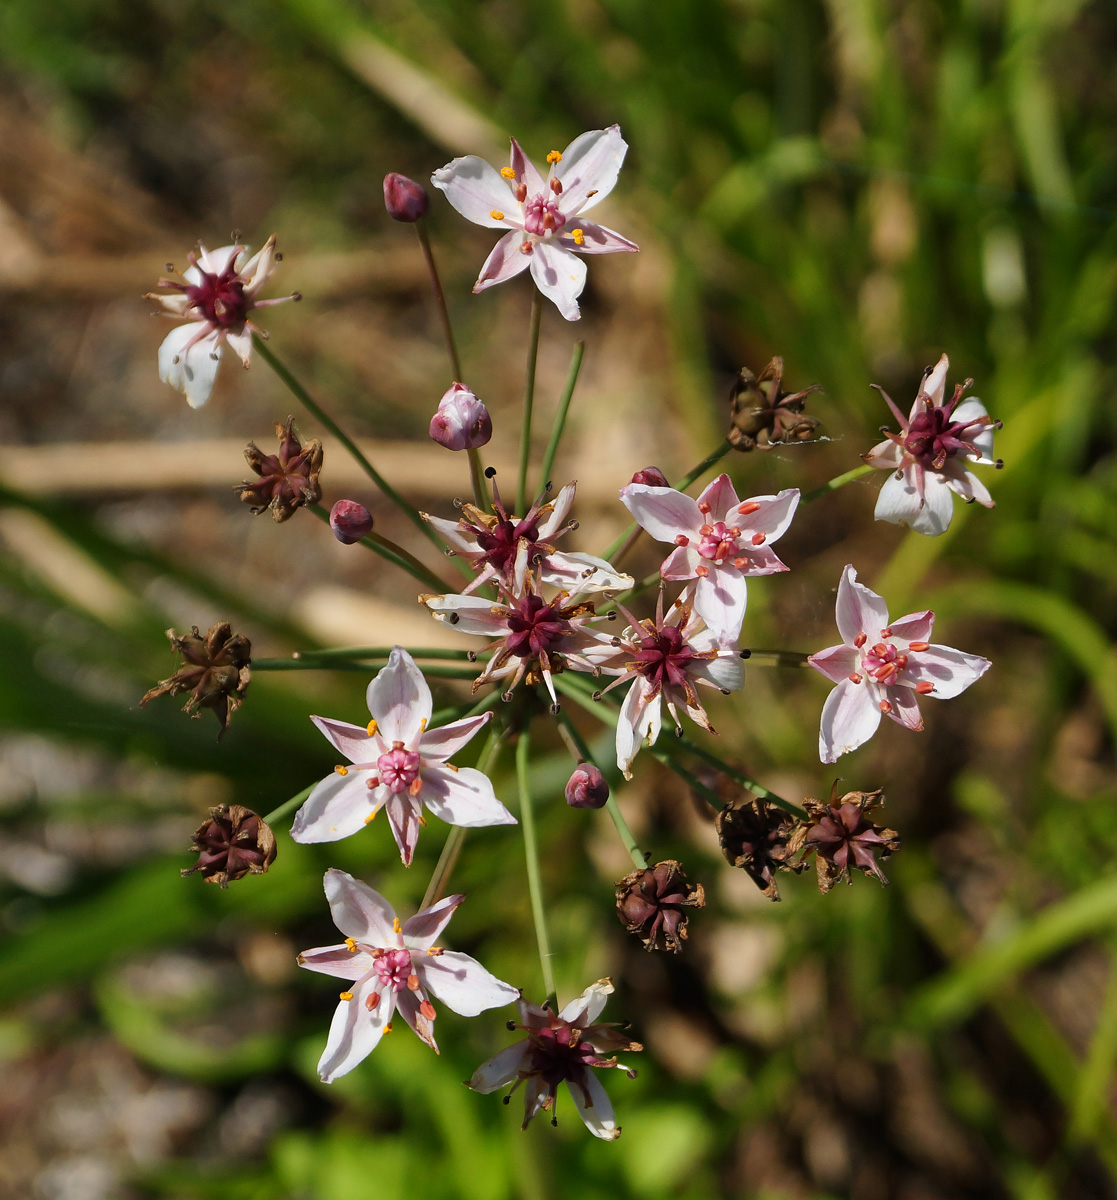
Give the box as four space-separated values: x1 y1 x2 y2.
428 382 493 451
290 648 515 865
597 593 744 779
432 126 638 321
864 354 1002 536
619 474 800 640
467 979 641 1140
299 869 519 1082
808 565 991 763
146 237 298 408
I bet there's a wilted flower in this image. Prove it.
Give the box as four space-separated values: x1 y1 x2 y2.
789 787 900 892
329 499 374 544
596 592 744 779
429 382 493 451
383 172 430 222
727 357 822 451
140 622 251 738
565 762 610 809
715 796 800 901
146 236 299 408
235 417 323 522
424 478 631 596
291 648 515 865
467 979 641 1140
182 804 276 887
865 354 1002 535
808 565 991 762
299 869 519 1082
620 474 800 640
615 860 705 951
432 126 638 321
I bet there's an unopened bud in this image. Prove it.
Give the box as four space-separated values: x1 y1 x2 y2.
383 173 429 222
429 382 493 451
565 762 610 809
330 499 374 544
630 466 669 487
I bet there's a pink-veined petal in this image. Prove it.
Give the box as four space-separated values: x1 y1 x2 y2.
616 678 661 779
835 565 889 646
297 943 377 981
366 647 431 744
560 220 638 254
420 951 520 1016
567 1071 620 1141
818 677 882 763
864 438 903 469
888 610 935 645
537 482 577 537
529 241 586 321
310 715 377 764
734 544 790 576
908 645 991 699
422 765 517 828
619 484 703 544
921 354 949 406
695 473 741 522
290 772 380 843
554 126 628 215
225 327 253 368
657 544 698 582
432 156 519 229
317 978 392 1083
690 649 745 692
884 685 924 730
423 512 480 554
158 323 221 409
323 869 398 943
558 978 614 1025
423 593 510 638
737 488 800 542
385 792 423 866
808 643 860 685
509 138 546 196
474 230 532 293
907 471 956 535
395 986 438 1052
468 1042 531 1092
694 566 747 641
402 893 464 948
419 712 492 762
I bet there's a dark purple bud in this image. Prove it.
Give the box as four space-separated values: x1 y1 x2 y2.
330 499 374 544
383 173 429 222
630 466 669 487
565 762 610 809
429 382 493 451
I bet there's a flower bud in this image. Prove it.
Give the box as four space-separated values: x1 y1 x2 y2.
564 762 610 809
383 173 429 222
630 466 669 487
429 382 493 451
615 860 705 952
182 804 277 888
330 499 374 544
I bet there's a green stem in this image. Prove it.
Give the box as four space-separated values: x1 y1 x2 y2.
671 735 807 819
649 747 725 811
309 505 449 592
415 222 463 380
255 337 444 554
516 291 544 513
263 783 315 827
742 649 812 668
252 659 479 679
673 438 734 492
517 727 557 1007
538 340 586 491
467 447 490 510
801 463 875 504
289 646 481 662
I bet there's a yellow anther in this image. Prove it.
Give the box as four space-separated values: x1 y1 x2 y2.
364 808 378 824
500 166 516 179
546 150 562 164
367 719 377 736
426 946 444 957
335 765 349 776
385 1021 393 1033
420 717 428 732
345 937 358 952
444 763 459 774
418 814 427 827
393 917 402 934
339 991 354 1001
572 228 585 246
490 209 504 220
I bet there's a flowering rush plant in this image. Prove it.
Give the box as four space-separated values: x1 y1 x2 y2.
144 124 1000 1140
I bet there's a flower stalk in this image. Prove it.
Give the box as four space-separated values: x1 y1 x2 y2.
517 726 557 1008
517 290 544 513
309 505 449 592
801 463 875 504
538 340 586 492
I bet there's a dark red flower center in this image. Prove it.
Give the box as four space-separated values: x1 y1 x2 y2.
904 400 989 471
526 1024 607 1087
632 624 695 690
505 594 570 658
185 260 251 328
476 516 542 576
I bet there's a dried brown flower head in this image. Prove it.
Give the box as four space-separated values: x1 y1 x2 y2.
715 796 802 901
236 416 323 522
728 357 822 451
615 860 705 952
788 786 900 892
140 621 251 737
182 804 276 887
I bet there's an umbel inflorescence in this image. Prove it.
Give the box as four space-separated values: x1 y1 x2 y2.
144 125 997 1140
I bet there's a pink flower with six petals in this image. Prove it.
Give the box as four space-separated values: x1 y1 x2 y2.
432 126 638 321
299 869 519 1082
808 565 991 763
290 647 515 864
619 474 800 640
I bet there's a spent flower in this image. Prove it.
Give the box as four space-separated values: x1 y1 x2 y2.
615 860 705 952
235 417 323 522
715 795 801 901
727 357 822 451
182 804 276 888
140 621 251 738
789 786 899 892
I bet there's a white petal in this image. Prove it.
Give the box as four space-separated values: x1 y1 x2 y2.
529 242 586 321
474 229 532 293
395 986 438 1052
419 712 492 762
818 677 882 763
691 650 745 692
909 645 991 699
558 978 614 1025
310 715 377 764
884 685 924 730
402 893 463 948
323 868 398 944
539 550 633 593
907 471 956 536
366 648 431 744
560 220 638 254
864 438 903 469
422 765 517 828
423 512 480 554
807 643 860 684
469 1042 531 1093
385 792 423 866
423 593 509 638
290 772 379 843
953 397 997 463
421 951 520 1016
619 484 703 544
942 459 994 508
157 323 221 408
432 156 519 229
318 981 392 1083
834 565 889 646
554 126 628 215
536 482 577 537
921 354 949 406
615 679 661 779
736 488 800 542
693 567 747 641
297 944 376 981
887 610 935 645
695 473 741 522
567 1072 620 1140
874 467 925 529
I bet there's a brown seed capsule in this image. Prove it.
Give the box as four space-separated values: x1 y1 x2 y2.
615 860 705 952
788 786 900 893
235 417 323 522
182 804 277 887
140 621 251 738
715 796 802 901
728 357 822 451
